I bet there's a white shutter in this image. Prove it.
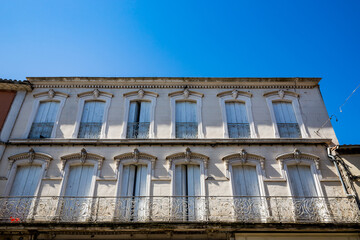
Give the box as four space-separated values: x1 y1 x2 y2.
139 102 150 123
175 165 187 195
128 102 140 123
176 102 186 123
10 166 42 196
288 165 318 197
186 102 197 123
29 101 60 138
65 165 94 197
273 102 297 124
232 165 260 196
79 101 105 138
187 165 201 196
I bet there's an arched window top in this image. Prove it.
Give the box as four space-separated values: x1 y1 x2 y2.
168 89 204 98
33 89 69 99
8 148 53 171
123 89 159 98
222 149 265 178
276 148 320 170
77 89 113 99
166 147 209 169
60 148 105 175
114 148 157 166
217 89 252 99
263 90 300 99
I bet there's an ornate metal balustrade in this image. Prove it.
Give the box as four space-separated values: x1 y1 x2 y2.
126 122 150 139
0 196 359 224
28 122 54 139
175 122 198 138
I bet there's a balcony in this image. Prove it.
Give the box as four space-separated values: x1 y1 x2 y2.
176 122 198 138
126 122 150 139
0 196 359 224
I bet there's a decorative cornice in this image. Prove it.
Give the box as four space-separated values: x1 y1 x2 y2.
276 148 320 170
222 149 265 172
8 148 53 171
60 148 105 171
114 148 157 174
166 147 209 168
33 89 69 98
7 138 334 146
217 90 252 98
168 89 204 98
263 90 300 98
77 89 114 98
123 89 159 98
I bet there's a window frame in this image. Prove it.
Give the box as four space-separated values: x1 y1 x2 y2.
114 149 157 197
166 148 208 196
4 149 52 197
23 90 68 139
72 89 112 139
121 90 158 139
169 90 204 138
218 91 257 138
265 91 308 138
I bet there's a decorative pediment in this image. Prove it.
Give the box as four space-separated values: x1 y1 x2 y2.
33 89 69 98
123 89 159 98
168 89 204 98
8 148 53 171
166 147 209 169
263 90 300 98
217 89 252 98
222 149 265 171
114 148 157 167
60 148 105 171
276 149 320 170
77 89 114 98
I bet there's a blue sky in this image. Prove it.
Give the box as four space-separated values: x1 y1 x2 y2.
0 0 359 144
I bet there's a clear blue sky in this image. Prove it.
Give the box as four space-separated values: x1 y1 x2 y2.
0 0 359 144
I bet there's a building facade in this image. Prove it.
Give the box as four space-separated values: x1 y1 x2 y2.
0 77 359 239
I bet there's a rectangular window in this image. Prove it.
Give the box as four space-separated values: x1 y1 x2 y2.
119 165 148 220
232 165 263 220
78 101 105 138
273 102 301 138
8 165 42 220
28 101 59 139
127 101 150 139
62 165 94 221
175 102 197 138
225 102 250 138
174 165 202 220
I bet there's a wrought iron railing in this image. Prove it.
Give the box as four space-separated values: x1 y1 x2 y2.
175 122 198 138
0 196 359 223
277 123 301 138
28 122 54 139
126 122 150 139
227 123 250 138
77 122 102 138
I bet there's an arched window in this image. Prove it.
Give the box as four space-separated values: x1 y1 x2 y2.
78 101 105 138
166 148 208 221
217 90 257 138
122 90 158 139
222 150 266 221
264 90 308 138
4 149 52 221
59 149 105 221
114 149 156 221
24 89 68 139
169 89 204 138
175 101 197 138
73 89 113 139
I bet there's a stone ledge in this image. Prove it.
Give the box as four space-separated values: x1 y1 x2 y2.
7 138 333 146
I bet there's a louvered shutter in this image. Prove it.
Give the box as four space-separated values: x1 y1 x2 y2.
29 101 60 138
273 102 301 138
78 101 105 138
